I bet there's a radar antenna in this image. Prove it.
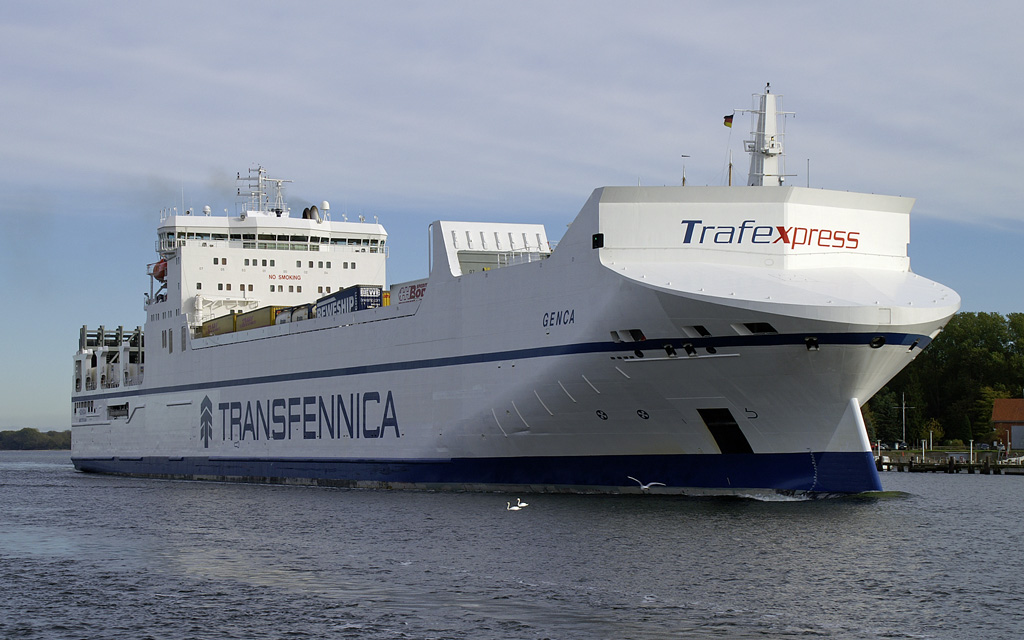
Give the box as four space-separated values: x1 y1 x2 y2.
237 166 292 217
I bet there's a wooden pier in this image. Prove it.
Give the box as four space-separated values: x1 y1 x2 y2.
877 456 1024 475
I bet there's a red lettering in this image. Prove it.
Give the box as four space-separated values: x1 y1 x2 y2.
790 227 808 248
398 283 427 303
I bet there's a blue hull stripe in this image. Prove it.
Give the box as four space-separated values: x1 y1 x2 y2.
72 331 929 403
72 451 883 494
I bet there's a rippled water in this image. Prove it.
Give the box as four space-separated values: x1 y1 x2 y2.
2 451 1021 639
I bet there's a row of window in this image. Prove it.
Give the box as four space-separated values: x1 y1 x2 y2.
165 231 382 246
150 309 180 322
211 257 358 269
161 326 187 353
214 257 274 266
195 283 306 294
159 282 345 299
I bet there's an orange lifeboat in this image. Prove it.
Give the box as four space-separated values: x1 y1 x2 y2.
151 259 168 282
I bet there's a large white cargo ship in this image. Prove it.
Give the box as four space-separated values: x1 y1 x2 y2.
71 86 960 495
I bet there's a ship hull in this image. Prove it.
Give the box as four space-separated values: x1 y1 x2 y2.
70 295 920 496
71 451 880 494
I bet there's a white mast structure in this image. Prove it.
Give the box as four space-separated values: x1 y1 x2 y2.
741 83 793 186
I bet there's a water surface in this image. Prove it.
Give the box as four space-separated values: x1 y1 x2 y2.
1 451 1020 639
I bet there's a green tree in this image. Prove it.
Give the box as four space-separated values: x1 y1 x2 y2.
867 388 901 443
974 385 1010 442
0 428 71 450
867 312 1024 445
923 418 944 445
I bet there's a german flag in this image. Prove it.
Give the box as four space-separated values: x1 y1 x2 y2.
723 114 734 128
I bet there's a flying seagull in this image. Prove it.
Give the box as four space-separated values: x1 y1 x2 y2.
627 476 666 492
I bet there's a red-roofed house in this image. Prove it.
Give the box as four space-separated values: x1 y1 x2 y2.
991 398 1024 450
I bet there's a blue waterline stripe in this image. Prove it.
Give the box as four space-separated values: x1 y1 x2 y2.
70 450 884 494
72 331 928 403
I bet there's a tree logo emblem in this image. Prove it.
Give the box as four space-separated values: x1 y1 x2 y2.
200 396 214 448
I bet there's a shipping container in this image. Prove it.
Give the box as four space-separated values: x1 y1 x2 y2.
391 279 428 304
291 304 312 322
201 314 236 337
315 284 383 318
235 306 288 332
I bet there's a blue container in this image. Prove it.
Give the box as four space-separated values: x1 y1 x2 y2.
315 285 383 318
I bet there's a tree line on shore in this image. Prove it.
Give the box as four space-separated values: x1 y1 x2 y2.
865 312 1024 447
0 428 71 450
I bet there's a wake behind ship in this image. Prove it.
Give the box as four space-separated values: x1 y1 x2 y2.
71 86 960 495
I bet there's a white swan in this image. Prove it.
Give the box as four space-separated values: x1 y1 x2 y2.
627 476 666 492
506 501 521 511
516 497 529 508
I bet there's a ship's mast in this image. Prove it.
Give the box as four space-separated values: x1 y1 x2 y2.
237 166 292 217
742 84 792 186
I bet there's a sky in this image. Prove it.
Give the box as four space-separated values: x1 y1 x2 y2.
1 1 1022 429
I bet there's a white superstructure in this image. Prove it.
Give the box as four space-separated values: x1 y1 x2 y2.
149 167 386 325
71 87 960 495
